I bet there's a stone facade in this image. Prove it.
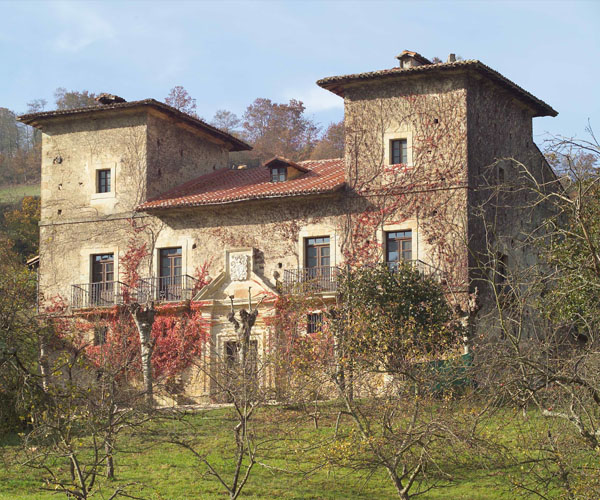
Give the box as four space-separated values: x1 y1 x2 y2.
20 51 558 402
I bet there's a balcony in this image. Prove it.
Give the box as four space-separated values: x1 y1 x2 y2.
282 266 340 294
71 281 129 309
71 275 201 310
387 259 443 281
282 261 444 296
136 275 201 303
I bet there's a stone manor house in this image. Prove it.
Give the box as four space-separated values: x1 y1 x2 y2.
19 51 558 400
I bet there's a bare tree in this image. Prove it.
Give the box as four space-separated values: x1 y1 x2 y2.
471 126 600 498
164 290 276 500
165 86 198 117
54 88 98 110
211 109 242 135
242 98 320 161
310 121 344 160
13 306 150 498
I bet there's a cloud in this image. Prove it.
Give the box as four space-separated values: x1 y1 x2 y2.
50 1 117 53
283 85 343 113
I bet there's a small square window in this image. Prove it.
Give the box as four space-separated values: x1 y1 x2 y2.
307 313 323 334
270 166 287 182
97 169 111 193
390 139 408 165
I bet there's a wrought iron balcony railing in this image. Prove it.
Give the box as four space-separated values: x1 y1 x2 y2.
71 281 130 309
387 259 443 281
136 275 201 303
71 275 201 309
282 266 340 294
282 260 444 296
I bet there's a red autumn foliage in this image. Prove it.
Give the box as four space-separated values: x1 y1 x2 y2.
49 235 213 382
192 258 213 295
83 306 208 380
120 224 150 301
150 310 208 378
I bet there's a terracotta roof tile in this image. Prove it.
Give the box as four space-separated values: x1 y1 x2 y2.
137 158 345 210
317 60 557 118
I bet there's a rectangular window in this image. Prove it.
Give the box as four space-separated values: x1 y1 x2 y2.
97 169 111 193
92 254 114 283
386 230 412 269
305 237 330 269
307 313 323 334
390 139 408 165
305 236 331 285
159 247 182 301
94 326 107 346
270 166 287 182
91 253 114 305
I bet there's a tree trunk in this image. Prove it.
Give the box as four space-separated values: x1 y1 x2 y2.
105 394 115 479
131 304 155 406
386 467 409 500
38 331 50 392
105 440 114 479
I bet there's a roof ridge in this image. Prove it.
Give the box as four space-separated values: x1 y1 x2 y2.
18 99 252 152
317 59 480 84
317 60 557 118
298 157 343 164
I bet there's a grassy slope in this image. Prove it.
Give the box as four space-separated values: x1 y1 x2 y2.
0 404 548 500
0 184 40 203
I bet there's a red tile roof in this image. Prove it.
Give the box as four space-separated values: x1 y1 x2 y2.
137 158 345 210
264 155 310 172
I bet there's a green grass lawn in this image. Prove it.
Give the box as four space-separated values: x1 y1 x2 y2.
0 184 40 202
0 404 572 500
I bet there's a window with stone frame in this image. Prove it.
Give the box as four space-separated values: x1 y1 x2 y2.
386 230 412 270
305 237 330 269
159 247 182 301
96 169 111 193
390 139 408 165
90 253 115 306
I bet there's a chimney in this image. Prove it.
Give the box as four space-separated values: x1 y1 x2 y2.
95 93 127 105
395 50 432 69
447 53 456 63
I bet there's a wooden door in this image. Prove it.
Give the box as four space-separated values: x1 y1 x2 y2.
159 247 182 300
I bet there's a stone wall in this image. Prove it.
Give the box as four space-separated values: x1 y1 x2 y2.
35 67 558 400
465 75 559 309
146 111 229 200
40 110 148 221
39 188 456 308
341 76 471 295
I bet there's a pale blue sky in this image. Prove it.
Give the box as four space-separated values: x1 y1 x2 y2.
1 0 598 144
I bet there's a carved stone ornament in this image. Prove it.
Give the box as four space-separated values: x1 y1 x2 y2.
230 254 248 281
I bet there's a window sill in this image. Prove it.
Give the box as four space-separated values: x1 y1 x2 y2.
91 192 116 201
